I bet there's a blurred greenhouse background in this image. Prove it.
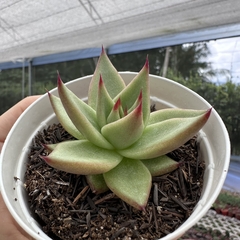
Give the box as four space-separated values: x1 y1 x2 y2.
1 39 239 155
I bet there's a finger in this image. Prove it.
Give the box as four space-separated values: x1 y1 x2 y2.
0 96 40 238
0 96 40 151
0 194 33 240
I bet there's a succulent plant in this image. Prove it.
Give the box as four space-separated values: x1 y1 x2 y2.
42 48 211 210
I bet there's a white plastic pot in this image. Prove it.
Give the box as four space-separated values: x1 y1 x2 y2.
0 73 230 240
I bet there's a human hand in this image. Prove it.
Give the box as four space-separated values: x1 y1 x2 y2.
0 96 40 151
0 96 40 240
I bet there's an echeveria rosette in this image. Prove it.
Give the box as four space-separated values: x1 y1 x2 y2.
42 48 211 210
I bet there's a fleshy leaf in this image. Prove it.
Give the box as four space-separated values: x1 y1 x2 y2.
86 174 109 194
96 76 115 128
113 57 150 125
48 93 85 140
141 155 180 176
118 109 211 159
58 76 113 149
103 158 151 210
148 108 207 125
101 100 144 149
41 140 122 174
88 47 126 110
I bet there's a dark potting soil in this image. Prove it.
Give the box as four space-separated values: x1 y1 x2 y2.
24 123 205 240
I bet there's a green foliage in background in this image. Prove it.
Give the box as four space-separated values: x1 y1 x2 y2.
214 190 240 209
166 71 240 154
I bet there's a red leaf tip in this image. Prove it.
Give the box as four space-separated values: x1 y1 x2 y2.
99 75 103 87
139 204 146 211
41 143 54 153
144 55 149 70
39 155 51 164
101 46 106 55
205 107 212 120
57 72 63 87
135 100 142 117
114 98 121 111
138 90 143 103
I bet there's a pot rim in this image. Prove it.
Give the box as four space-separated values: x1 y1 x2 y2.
0 72 231 240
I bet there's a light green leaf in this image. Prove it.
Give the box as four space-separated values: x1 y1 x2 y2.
88 48 126 110
86 174 109 194
148 108 207 125
103 158 151 210
96 76 115 128
58 77 113 149
41 140 122 175
141 155 179 176
118 109 211 159
114 58 150 125
48 93 85 140
102 101 144 149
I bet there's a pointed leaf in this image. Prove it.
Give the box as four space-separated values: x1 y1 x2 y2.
118 109 211 159
102 101 144 149
88 47 126 110
41 140 122 174
58 76 113 149
114 57 150 125
48 93 85 140
148 108 207 125
103 158 151 210
141 155 179 176
86 174 109 194
57 75 98 129
96 76 115 128
43 143 58 153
